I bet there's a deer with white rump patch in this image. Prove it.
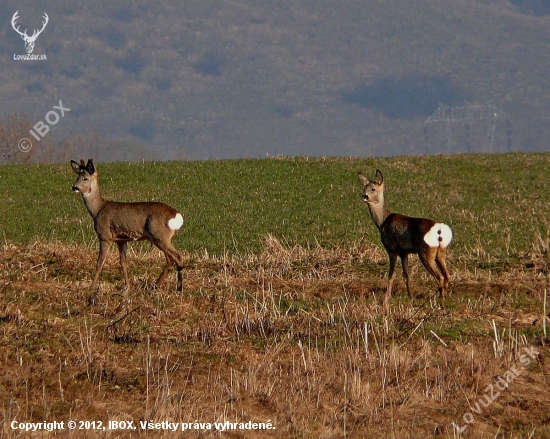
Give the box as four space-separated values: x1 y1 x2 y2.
71 159 185 291
358 170 452 304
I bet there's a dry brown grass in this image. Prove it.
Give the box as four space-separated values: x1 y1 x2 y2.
1 237 549 438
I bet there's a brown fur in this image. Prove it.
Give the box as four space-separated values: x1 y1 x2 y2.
358 169 451 304
71 159 185 291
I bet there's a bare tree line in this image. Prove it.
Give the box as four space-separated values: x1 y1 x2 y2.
0 112 75 164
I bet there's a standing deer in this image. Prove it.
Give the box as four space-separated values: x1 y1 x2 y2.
71 159 185 292
358 169 452 304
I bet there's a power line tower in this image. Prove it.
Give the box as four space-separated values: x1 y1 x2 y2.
424 101 506 152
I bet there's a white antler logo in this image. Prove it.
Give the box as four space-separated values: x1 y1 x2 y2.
11 11 49 54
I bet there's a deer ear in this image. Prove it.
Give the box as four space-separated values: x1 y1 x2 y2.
70 160 82 174
375 169 384 185
85 159 95 175
357 172 369 186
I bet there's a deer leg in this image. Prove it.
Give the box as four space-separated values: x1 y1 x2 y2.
176 267 183 293
435 248 450 298
155 253 174 289
117 242 130 290
152 239 184 292
401 254 412 298
91 240 111 289
167 246 184 292
384 252 398 307
168 246 185 292
418 250 445 299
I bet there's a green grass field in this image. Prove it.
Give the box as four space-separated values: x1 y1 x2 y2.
1 153 549 438
2 153 549 256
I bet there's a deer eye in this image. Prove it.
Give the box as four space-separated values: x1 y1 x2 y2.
371 188 375 191
83 177 89 181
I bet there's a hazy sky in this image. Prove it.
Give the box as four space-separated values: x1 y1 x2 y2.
2 0 549 161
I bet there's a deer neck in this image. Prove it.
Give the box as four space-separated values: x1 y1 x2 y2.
81 183 106 219
367 194 391 230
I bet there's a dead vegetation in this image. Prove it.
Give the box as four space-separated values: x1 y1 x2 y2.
1 236 549 438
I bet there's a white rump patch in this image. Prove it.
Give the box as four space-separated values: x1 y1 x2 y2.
423 223 453 248
168 213 184 231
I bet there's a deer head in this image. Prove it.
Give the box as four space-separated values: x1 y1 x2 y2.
71 159 97 197
11 11 49 54
358 169 385 205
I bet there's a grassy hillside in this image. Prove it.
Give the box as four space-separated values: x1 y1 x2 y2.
1 154 549 438
1 153 549 256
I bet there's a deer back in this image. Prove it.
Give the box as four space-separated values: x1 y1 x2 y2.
379 213 437 254
95 201 183 242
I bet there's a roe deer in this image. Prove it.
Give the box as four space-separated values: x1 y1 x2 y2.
71 159 185 291
357 169 452 303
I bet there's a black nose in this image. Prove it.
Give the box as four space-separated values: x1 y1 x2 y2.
72 185 79 192
362 194 368 200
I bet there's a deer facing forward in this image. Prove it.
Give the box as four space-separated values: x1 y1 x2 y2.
71 159 185 291
358 170 452 303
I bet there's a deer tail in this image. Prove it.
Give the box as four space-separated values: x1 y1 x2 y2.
424 223 453 249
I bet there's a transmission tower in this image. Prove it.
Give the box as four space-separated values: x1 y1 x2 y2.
425 101 505 152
